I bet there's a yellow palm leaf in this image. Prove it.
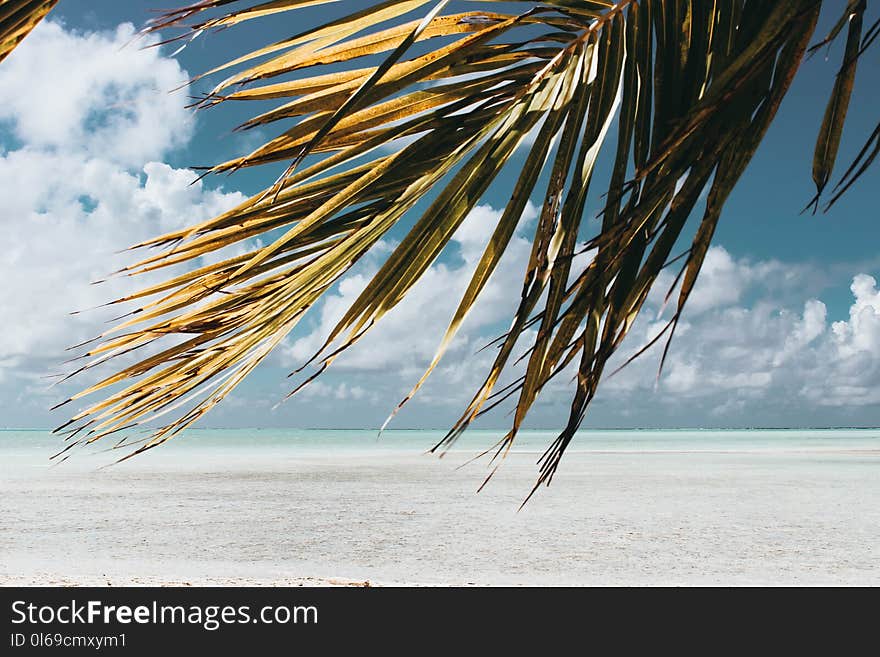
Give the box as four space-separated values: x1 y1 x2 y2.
0 0 58 63
57 0 878 497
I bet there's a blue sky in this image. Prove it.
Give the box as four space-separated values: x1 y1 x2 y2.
0 1 878 430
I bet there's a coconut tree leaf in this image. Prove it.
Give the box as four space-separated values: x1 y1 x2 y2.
59 0 878 498
809 0 865 210
0 0 57 63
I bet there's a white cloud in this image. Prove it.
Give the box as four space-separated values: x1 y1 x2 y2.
0 21 192 166
0 153 243 367
810 274 880 407
609 249 880 415
832 274 880 357
282 203 538 375
774 299 826 366
1 21 877 429
283 232 880 424
654 245 810 316
0 21 245 390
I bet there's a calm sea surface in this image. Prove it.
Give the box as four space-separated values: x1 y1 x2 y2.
2 427 879 467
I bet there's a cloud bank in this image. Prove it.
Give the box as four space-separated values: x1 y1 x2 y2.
0 21 243 403
280 236 880 427
0 20 876 429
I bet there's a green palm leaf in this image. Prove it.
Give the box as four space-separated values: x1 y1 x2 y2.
58 0 877 497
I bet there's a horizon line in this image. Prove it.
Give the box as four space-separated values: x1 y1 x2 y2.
2 426 879 432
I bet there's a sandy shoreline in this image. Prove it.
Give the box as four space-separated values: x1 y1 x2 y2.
0 575 375 587
2 433 879 586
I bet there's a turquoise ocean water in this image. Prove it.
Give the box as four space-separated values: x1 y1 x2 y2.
2 427 878 467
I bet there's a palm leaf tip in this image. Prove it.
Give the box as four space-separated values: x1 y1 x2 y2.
59 0 878 497
0 0 58 63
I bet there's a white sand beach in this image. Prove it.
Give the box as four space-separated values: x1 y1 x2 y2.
1 429 879 586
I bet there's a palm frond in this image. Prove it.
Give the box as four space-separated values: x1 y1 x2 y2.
59 0 876 496
0 0 58 63
808 0 878 210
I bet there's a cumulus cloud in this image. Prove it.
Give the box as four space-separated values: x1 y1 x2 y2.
0 21 192 166
282 232 880 426
1 21 876 430
607 250 880 419
833 275 880 357
281 203 539 376
650 245 812 315
0 154 243 368
0 21 244 397
809 274 880 407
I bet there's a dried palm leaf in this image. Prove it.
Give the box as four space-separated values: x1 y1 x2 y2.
0 0 57 63
59 0 877 498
